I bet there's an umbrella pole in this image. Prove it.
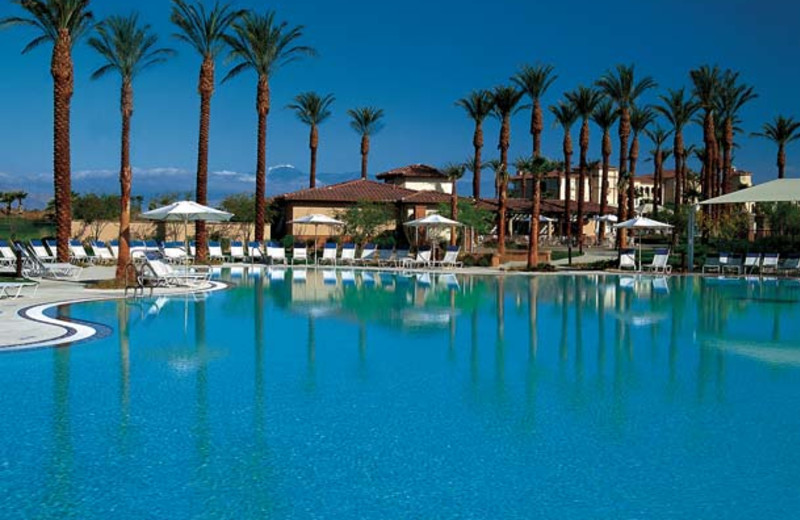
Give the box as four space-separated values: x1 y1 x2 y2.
314 224 319 266
184 218 189 267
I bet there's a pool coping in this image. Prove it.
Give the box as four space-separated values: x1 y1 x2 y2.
0 280 229 352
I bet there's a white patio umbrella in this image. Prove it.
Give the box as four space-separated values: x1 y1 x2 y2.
286 214 344 262
614 216 673 270
140 200 233 262
404 214 464 260
593 214 619 223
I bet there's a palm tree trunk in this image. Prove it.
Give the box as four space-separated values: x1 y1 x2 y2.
533 98 543 157
473 122 483 199
195 56 215 262
116 81 133 282
628 135 639 219
563 136 573 241
702 111 715 223
778 143 786 179
255 77 269 242
51 29 74 263
654 149 662 218
674 131 684 206
450 181 458 246
723 119 733 194
498 116 510 255
577 119 589 252
360 135 369 179
599 128 611 244
618 108 630 248
309 125 318 188
527 176 540 269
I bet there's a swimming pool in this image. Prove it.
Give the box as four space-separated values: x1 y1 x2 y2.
1 270 799 518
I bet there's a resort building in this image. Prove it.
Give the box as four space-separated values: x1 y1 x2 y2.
375 163 454 194
510 165 620 209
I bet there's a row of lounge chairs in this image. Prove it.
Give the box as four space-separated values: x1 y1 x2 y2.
619 248 672 273
702 252 800 276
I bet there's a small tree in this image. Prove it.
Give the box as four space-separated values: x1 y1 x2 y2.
74 193 120 240
338 201 393 243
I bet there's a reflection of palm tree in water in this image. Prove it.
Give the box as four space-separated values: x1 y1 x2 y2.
358 321 368 380
117 301 131 451
44 306 74 516
495 278 507 405
306 316 317 392
522 278 540 433
193 300 210 490
470 308 480 400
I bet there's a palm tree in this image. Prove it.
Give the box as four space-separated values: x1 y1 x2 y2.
752 116 800 179
491 85 524 255
223 11 314 241
591 100 618 243
628 106 655 216
596 64 656 247
715 70 757 194
14 191 28 213
2 0 94 262
566 86 603 252
442 162 467 246
348 107 384 179
550 101 578 241
655 88 698 206
288 92 334 189
515 155 556 269
89 14 173 281
690 65 721 202
171 0 242 261
512 64 557 157
456 90 494 199
644 125 672 214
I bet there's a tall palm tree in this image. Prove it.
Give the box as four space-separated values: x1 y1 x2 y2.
550 101 578 241
690 65 721 203
223 11 314 241
287 92 334 189
491 85 524 255
596 64 656 247
442 162 467 246
171 0 242 261
715 70 757 194
566 86 603 252
89 14 173 281
591 100 618 243
628 106 655 216
348 107 384 179
456 90 494 199
752 116 800 179
2 0 94 262
514 155 556 269
644 125 672 214
656 88 698 206
512 64 558 158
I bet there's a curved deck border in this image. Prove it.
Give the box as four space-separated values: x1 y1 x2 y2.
2 281 229 352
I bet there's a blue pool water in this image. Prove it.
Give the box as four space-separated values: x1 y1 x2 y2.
1 270 800 518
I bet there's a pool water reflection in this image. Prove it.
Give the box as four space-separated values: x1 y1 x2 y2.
1 270 799 519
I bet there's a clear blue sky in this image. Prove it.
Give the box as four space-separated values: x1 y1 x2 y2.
1 0 800 206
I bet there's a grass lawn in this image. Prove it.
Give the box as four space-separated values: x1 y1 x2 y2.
0 217 54 241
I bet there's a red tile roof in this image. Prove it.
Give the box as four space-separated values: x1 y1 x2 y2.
376 164 448 180
400 191 453 204
277 179 418 203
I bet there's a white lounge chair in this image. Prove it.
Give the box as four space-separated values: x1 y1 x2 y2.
266 241 287 264
292 243 308 264
375 246 395 266
433 246 463 268
354 243 377 265
0 240 18 268
247 241 264 262
0 281 38 299
18 244 81 280
228 241 245 262
393 248 410 267
743 253 761 274
208 241 226 262
643 248 671 274
761 253 780 275
779 255 800 276
90 241 114 264
162 242 188 264
402 248 432 268
30 239 55 263
108 239 120 259
139 253 210 288
619 249 636 270
319 243 338 265
339 243 356 265
69 240 93 265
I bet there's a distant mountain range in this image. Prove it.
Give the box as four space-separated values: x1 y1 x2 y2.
0 164 491 209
